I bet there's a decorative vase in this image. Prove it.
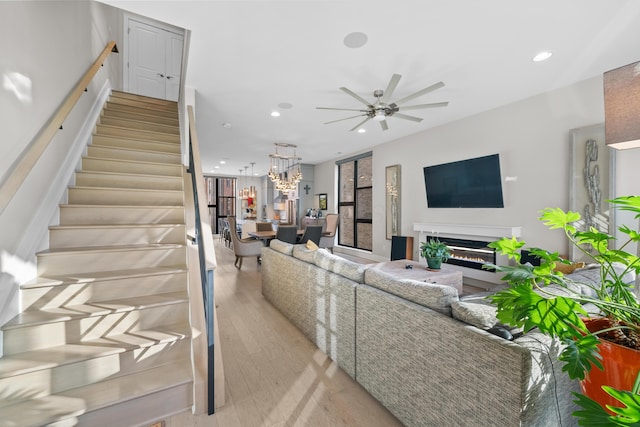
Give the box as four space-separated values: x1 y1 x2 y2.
426 257 442 270
581 318 640 411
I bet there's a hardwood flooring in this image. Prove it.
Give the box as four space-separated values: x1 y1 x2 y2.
166 240 403 427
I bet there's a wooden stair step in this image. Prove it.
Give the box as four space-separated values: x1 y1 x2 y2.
3 291 188 330
104 101 178 120
0 322 190 380
95 124 180 144
99 115 179 135
0 362 192 427
68 186 184 206
59 204 185 225
49 223 185 248
102 108 179 127
36 243 186 276
91 134 181 153
110 90 178 110
87 144 181 165
82 156 183 176
21 267 187 310
75 170 183 191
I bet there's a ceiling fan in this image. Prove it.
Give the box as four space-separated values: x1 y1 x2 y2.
317 74 448 131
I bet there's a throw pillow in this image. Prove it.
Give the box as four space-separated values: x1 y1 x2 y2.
553 261 585 274
306 240 319 250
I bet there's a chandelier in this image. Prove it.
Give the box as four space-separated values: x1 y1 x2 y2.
238 164 257 200
268 143 302 194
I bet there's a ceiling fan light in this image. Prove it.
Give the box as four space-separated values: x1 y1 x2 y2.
373 110 386 121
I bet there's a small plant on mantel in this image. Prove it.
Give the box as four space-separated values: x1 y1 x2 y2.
420 238 451 270
484 196 640 425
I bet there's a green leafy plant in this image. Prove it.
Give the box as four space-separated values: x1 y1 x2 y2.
484 196 640 424
419 238 451 262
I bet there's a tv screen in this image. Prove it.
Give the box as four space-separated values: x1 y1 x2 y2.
423 154 504 208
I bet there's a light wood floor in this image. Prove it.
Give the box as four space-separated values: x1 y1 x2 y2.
166 240 403 427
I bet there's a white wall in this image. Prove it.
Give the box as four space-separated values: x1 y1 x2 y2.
0 1 121 344
315 76 635 264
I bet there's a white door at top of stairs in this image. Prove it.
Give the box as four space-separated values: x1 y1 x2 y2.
127 18 183 102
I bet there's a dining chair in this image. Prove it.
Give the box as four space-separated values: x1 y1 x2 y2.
319 213 339 253
275 225 298 244
227 216 263 269
298 225 323 245
256 222 273 232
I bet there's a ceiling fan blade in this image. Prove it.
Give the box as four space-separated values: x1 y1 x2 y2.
378 74 401 104
340 87 372 107
349 116 372 132
379 120 389 131
393 113 423 122
399 102 449 111
393 81 445 106
324 114 368 125
316 107 369 112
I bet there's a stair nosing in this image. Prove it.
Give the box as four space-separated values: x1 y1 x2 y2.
49 223 185 231
59 204 184 209
91 134 181 148
99 117 179 133
70 186 183 194
76 170 183 181
37 244 185 257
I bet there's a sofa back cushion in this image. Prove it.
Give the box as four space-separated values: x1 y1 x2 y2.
313 250 367 283
269 239 294 255
364 267 458 315
292 244 317 264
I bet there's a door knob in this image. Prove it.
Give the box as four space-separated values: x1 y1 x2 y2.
157 73 165 78
166 75 174 80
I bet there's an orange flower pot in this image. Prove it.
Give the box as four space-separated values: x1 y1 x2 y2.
581 318 640 410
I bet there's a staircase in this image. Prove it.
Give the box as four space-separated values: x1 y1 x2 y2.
0 91 193 426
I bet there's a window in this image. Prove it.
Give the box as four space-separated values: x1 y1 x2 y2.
337 152 372 251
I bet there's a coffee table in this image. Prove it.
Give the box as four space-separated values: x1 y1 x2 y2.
368 260 463 294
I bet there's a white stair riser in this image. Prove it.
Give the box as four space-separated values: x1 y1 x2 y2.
75 172 183 191
3 304 189 355
59 206 185 225
49 225 185 248
82 157 182 176
68 187 183 206
23 272 187 310
91 134 180 154
37 246 186 276
95 125 179 144
99 116 179 135
102 109 179 127
0 340 190 407
87 145 181 165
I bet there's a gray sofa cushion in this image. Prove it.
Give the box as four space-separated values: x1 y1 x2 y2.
314 250 367 283
451 300 498 329
364 267 458 315
269 238 294 255
292 244 316 263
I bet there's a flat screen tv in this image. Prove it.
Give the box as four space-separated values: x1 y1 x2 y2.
423 154 504 208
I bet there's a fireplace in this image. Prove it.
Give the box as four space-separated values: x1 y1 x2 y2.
413 223 522 286
439 237 495 271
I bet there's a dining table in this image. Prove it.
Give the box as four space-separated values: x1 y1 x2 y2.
248 229 304 246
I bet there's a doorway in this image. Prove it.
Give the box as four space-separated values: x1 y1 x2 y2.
125 17 184 101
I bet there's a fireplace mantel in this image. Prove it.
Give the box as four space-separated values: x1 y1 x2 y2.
413 223 521 240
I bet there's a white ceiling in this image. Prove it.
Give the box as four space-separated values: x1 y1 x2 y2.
101 1 640 177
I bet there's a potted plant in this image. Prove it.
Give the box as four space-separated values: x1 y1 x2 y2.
485 196 640 425
420 238 451 270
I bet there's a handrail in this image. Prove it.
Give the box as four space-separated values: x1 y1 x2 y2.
0 41 118 215
187 105 223 414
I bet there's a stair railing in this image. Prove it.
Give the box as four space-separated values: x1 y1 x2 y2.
186 105 224 415
0 41 118 215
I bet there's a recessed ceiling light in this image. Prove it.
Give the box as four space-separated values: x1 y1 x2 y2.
278 102 293 109
533 51 553 62
220 160 226 164
271 111 281 117
214 166 220 169
221 122 232 128
344 32 368 49
358 128 366 133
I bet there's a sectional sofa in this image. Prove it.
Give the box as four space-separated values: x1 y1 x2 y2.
261 240 581 427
